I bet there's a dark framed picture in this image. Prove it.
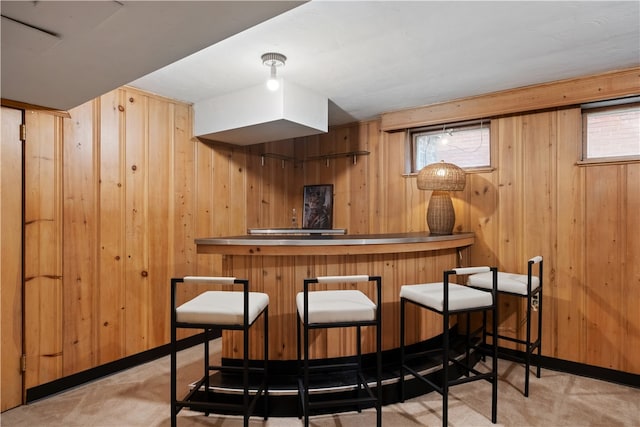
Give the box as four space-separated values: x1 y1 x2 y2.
302 185 333 229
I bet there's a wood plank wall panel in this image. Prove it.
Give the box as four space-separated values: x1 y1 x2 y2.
24 110 63 387
62 100 98 374
492 116 524 342
211 143 230 235
173 102 197 278
464 156 499 267
228 149 248 234
147 97 173 346
123 91 149 355
172 103 202 343
518 113 555 347
585 165 624 370
368 124 386 233
623 164 640 373
265 140 296 229
554 108 586 361
194 141 215 276
170 104 199 277
245 145 263 228
333 128 351 230
488 112 557 348
352 126 370 234
384 131 407 233
97 90 126 364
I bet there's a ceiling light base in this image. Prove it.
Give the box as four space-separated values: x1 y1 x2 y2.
261 52 286 68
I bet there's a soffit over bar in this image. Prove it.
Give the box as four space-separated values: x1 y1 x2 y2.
194 80 327 146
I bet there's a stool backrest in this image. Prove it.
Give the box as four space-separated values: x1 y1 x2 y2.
171 276 251 327
302 275 382 326
443 266 498 312
527 256 543 295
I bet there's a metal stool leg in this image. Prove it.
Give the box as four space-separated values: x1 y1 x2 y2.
376 303 382 427
525 292 532 397
442 309 449 427
492 296 498 423
303 316 310 427
537 288 543 378
264 306 269 420
243 321 249 427
400 298 406 402
296 315 303 420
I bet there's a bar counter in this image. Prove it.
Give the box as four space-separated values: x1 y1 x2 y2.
196 231 474 256
195 232 474 361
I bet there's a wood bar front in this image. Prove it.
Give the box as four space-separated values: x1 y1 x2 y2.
195 232 474 361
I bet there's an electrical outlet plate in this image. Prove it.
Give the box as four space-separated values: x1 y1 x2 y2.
531 293 540 311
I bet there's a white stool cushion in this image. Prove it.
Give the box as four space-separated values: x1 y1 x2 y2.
296 290 376 324
176 291 269 326
468 271 540 296
400 282 493 312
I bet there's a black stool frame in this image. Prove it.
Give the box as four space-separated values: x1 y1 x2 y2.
297 275 382 427
400 267 499 427
170 277 268 427
481 257 543 397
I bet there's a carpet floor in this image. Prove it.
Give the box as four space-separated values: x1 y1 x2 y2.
1 339 638 426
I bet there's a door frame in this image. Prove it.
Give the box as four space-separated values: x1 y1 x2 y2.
1 106 25 411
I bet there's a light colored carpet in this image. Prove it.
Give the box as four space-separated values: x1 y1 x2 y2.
1 339 638 426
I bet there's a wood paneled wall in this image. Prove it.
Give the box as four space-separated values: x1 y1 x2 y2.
14 69 640 392
23 109 64 389
19 88 226 388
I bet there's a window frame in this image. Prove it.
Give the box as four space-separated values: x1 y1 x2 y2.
580 98 640 164
407 119 493 175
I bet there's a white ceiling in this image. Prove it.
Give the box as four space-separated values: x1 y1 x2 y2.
0 1 304 110
2 1 639 129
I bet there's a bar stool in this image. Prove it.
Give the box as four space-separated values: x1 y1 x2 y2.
468 256 543 397
296 275 382 427
400 266 498 427
170 276 269 427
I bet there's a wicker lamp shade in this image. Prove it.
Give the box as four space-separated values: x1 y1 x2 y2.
416 161 466 191
416 161 466 235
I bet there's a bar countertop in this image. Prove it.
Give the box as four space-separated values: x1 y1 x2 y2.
195 231 475 256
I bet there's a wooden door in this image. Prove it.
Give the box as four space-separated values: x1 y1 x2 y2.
1 106 24 411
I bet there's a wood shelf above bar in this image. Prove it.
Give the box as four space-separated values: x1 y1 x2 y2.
196 232 474 256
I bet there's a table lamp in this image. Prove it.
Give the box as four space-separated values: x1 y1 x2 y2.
416 161 466 235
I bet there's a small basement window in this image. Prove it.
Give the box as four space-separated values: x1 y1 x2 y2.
582 99 640 162
409 121 491 173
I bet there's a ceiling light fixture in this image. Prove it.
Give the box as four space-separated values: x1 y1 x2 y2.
194 51 327 145
262 52 286 91
440 126 453 145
